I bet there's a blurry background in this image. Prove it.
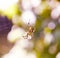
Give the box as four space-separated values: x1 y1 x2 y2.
0 0 60 58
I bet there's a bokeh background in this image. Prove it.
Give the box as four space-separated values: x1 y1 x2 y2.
0 0 60 58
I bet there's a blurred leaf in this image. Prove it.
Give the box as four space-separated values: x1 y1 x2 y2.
39 2 51 19
34 16 44 38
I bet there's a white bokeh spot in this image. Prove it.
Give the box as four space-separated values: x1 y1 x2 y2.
21 10 36 26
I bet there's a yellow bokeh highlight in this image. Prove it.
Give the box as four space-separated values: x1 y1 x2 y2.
2 4 19 19
44 27 52 34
